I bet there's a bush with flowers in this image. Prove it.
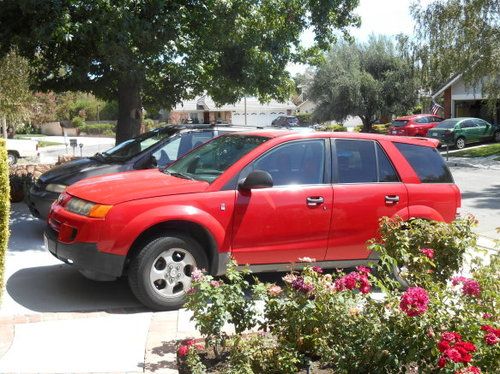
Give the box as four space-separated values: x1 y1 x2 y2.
179 216 499 373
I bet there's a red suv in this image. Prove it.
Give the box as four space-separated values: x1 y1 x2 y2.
389 114 443 137
45 131 460 310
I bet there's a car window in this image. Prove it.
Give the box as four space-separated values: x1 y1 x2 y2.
395 143 454 183
334 140 377 183
152 135 182 167
392 120 408 127
432 117 443 123
239 140 326 186
436 120 459 129
166 135 269 183
474 119 488 127
376 143 400 182
460 120 477 129
415 117 428 123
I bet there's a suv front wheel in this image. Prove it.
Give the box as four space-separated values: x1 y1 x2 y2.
128 234 208 310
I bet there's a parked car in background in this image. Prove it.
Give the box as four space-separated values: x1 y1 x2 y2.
426 117 500 149
45 130 460 310
271 115 299 128
388 114 443 137
6 138 39 165
27 125 248 220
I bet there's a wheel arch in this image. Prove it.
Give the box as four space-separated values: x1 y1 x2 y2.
394 205 445 222
125 220 220 276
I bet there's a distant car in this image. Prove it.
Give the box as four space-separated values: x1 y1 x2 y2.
271 116 299 128
426 117 500 149
388 114 443 137
26 125 248 219
6 138 39 165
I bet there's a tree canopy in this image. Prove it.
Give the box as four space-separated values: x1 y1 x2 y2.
0 0 360 142
411 0 500 103
308 36 419 131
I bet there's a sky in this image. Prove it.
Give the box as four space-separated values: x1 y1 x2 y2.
287 0 434 75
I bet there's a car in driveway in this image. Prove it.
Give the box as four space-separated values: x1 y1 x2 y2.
45 130 461 310
27 125 246 219
271 115 299 128
388 114 443 137
426 117 500 149
6 138 39 165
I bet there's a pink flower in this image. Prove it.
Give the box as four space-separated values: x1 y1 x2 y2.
355 266 371 274
482 313 492 319
292 276 314 294
419 247 435 259
187 287 196 295
312 266 323 274
452 277 481 297
334 270 371 294
177 345 189 357
485 332 499 345
191 268 204 282
267 284 283 297
283 273 297 284
442 331 462 343
452 276 468 286
210 280 221 288
455 367 481 374
399 287 429 317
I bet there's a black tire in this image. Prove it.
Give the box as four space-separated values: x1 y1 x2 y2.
128 234 208 310
455 137 466 150
7 152 17 165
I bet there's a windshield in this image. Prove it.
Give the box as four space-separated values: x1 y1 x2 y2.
99 127 179 161
436 120 459 129
166 135 269 183
391 120 408 127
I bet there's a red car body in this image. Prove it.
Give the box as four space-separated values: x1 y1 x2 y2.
46 131 460 309
389 114 443 137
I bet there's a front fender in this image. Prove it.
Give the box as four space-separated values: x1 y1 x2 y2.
100 205 227 255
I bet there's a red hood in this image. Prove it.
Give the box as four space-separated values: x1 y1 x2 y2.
66 169 209 205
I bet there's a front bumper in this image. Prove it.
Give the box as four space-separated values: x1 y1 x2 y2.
44 227 126 278
26 186 58 220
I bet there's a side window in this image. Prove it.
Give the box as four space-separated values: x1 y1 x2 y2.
395 142 453 183
415 117 428 123
240 140 325 186
460 120 476 129
335 140 377 183
432 116 443 123
152 136 182 167
474 119 488 127
376 143 399 182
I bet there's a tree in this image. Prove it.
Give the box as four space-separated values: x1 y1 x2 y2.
309 36 419 131
0 0 360 143
411 0 500 105
0 49 32 138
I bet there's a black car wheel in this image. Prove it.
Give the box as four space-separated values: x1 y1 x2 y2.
128 234 208 310
455 137 466 150
7 152 17 165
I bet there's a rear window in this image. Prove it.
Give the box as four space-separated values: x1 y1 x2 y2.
392 120 408 127
395 143 454 183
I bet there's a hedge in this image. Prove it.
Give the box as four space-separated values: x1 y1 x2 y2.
78 123 116 136
0 139 10 300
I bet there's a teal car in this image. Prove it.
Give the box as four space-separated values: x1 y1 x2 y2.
426 117 500 149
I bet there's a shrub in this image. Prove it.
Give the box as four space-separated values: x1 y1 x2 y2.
296 113 312 125
372 123 390 134
0 139 10 300
78 123 115 136
71 116 85 128
320 123 347 132
142 118 155 131
181 216 499 374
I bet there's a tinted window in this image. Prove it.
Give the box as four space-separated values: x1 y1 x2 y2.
240 140 325 186
376 143 399 182
415 117 429 123
335 140 377 183
153 131 215 167
436 120 459 129
460 120 477 129
392 120 408 127
432 117 443 123
395 143 453 183
474 119 489 127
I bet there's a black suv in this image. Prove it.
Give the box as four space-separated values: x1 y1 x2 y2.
271 116 299 128
26 125 245 219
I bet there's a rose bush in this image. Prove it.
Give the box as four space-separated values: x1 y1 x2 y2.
180 216 499 373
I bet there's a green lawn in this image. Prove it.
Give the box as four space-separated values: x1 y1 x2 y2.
37 140 62 147
451 143 500 158
14 134 46 138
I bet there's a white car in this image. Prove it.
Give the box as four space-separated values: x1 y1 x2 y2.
6 138 39 165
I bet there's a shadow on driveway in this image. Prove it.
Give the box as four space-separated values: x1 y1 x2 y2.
5 264 143 313
461 184 500 210
8 203 46 252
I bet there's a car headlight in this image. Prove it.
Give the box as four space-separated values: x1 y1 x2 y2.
65 197 112 218
46 183 67 193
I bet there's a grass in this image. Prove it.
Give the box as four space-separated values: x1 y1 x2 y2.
14 134 46 138
451 143 500 158
37 141 62 147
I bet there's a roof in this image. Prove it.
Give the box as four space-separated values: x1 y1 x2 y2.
394 114 436 120
173 95 296 112
431 73 463 99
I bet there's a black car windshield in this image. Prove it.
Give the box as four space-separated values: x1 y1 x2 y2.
436 120 459 129
100 127 179 161
165 135 269 183
392 120 408 127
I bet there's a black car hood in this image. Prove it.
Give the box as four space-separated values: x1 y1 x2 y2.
39 157 129 186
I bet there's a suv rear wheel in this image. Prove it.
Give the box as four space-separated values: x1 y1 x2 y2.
128 234 208 310
7 151 18 165
455 137 466 150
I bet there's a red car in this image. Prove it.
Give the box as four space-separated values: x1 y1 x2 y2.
45 131 460 310
389 114 443 137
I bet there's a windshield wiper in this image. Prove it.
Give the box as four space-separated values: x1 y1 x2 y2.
167 171 195 180
92 152 108 162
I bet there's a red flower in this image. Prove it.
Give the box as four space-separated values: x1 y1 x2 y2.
312 266 323 274
438 356 447 368
445 348 463 363
437 332 476 368
419 247 435 259
399 287 429 317
355 266 371 274
442 331 462 342
485 332 499 345
452 277 481 297
334 270 371 293
177 345 189 357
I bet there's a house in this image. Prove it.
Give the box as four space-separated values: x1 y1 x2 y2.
432 74 499 124
169 95 296 127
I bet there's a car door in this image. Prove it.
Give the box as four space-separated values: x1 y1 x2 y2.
231 139 333 265
460 120 480 143
326 139 408 260
474 119 492 142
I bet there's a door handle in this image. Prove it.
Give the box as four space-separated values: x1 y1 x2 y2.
385 195 400 204
306 196 324 206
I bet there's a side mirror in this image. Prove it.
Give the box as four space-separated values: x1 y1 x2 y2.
238 170 273 190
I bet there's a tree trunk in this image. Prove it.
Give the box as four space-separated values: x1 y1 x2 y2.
1 117 7 139
116 80 142 144
361 116 372 133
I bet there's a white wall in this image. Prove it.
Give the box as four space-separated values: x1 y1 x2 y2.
231 110 288 127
